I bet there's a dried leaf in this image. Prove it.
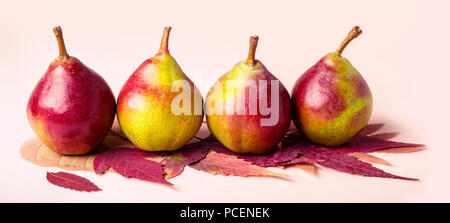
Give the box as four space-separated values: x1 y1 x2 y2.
161 153 186 179
375 146 426 154
370 132 399 140
359 123 385 136
292 163 317 176
161 140 211 179
209 135 315 167
279 156 313 165
190 151 287 178
22 121 424 183
102 131 135 149
20 137 98 171
94 148 172 185
46 171 101 192
285 139 417 181
349 152 391 166
332 134 423 154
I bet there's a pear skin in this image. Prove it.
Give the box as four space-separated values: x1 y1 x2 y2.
27 26 116 155
206 36 291 154
117 27 203 151
291 26 373 146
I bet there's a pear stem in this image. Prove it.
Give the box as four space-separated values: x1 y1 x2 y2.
336 26 362 56
159 27 172 53
246 36 259 66
53 26 69 59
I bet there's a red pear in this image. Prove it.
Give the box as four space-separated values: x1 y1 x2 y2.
206 36 291 154
26 26 116 155
291 26 373 146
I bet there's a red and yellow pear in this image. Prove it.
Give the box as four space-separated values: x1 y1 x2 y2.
26 26 116 155
206 36 291 154
117 27 203 151
291 26 373 146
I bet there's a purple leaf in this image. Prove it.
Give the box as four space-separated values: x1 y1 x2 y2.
209 134 315 167
94 148 172 185
283 139 418 181
46 171 101 192
162 139 212 179
332 134 423 154
358 123 385 135
181 140 212 164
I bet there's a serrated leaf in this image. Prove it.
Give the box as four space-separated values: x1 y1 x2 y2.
291 163 317 176
161 153 186 179
331 134 423 154
375 146 426 154
161 139 211 179
94 147 172 185
349 152 391 166
209 135 314 167
46 171 101 192
20 137 100 171
190 151 287 178
286 143 417 181
370 132 399 140
359 123 385 136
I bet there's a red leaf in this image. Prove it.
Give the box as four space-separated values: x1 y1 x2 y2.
161 153 185 179
349 152 391 165
210 129 422 180
181 140 212 164
284 141 418 181
358 123 385 136
210 130 421 168
376 146 426 154
46 171 101 192
94 148 172 185
190 151 287 178
290 163 318 176
209 135 314 167
370 132 399 140
162 140 211 179
331 134 423 154
279 156 313 165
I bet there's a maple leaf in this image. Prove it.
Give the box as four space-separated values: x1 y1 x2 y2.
94 148 172 185
349 152 391 166
297 147 417 181
208 123 423 180
330 134 423 154
21 121 425 183
46 171 101 192
286 163 318 176
161 139 211 179
190 151 287 178
358 123 385 135
208 135 314 167
282 134 418 180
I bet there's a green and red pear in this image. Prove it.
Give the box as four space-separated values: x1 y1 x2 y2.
26 26 116 155
117 27 203 151
206 36 291 154
291 26 373 146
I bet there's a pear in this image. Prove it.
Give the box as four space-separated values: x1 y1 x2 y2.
26 26 116 155
206 36 291 154
291 26 373 146
117 27 203 151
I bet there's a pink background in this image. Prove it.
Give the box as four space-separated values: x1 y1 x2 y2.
0 0 448 202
